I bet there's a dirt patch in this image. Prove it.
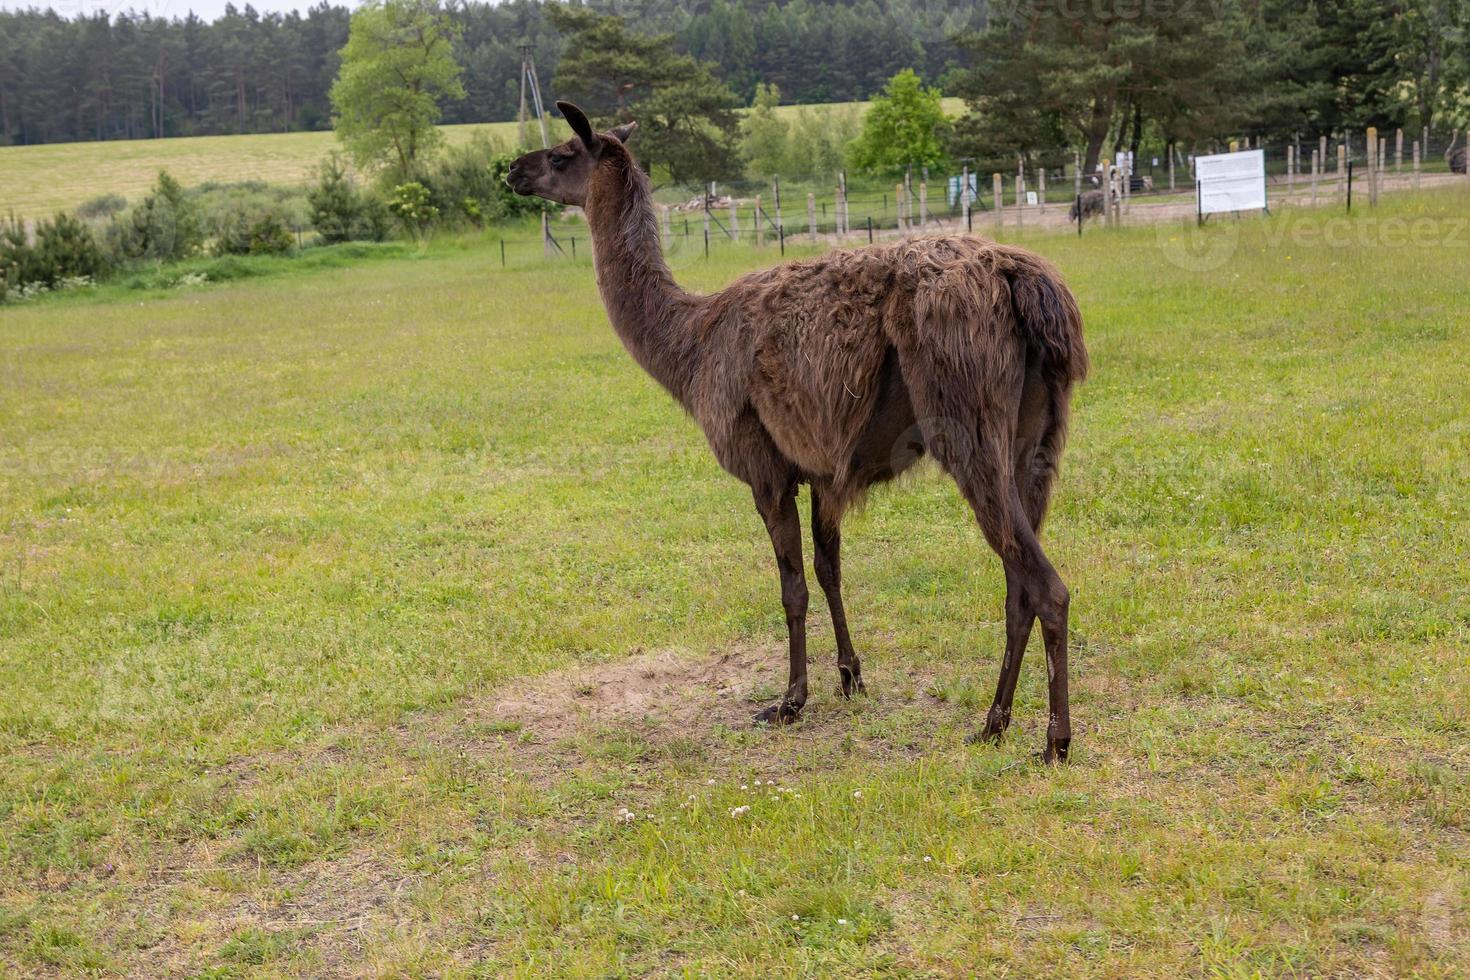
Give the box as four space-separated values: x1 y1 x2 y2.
407 643 958 791
470 645 776 742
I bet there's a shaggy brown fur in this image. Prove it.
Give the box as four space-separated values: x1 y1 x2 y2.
509 102 1088 761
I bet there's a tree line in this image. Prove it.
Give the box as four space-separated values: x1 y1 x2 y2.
0 0 975 146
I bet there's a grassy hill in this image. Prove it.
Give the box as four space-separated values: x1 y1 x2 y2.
0 99 967 220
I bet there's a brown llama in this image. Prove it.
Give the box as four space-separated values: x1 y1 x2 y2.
508 102 1088 762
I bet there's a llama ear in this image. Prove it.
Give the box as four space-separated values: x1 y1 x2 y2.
607 120 637 144
556 101 600 152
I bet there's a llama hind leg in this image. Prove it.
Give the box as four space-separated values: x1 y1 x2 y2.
955 470 1072 763
810 486 865 698
751 481 809 725
974 561 1034 742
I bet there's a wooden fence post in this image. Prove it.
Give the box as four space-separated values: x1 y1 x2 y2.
772 177 784 242
918 180 928 228
1366 126 1377 206
1168 145 1175 191
993 173 1003 230
1337 143 1346 200
1015 173 1024 230
1310 149 1319 206
1287 144 1295 196
1395 128 1403 174
807 192 817 240
1412 141 1421 190
895 184 905 232
1074 149 1083 199
962 161 972 232
1038 166 1047 212
839 171 849 234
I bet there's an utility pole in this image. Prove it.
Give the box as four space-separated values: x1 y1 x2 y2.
518 40 550 150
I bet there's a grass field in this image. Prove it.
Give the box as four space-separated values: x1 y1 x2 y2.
2 189 1468 975
0 99 967 222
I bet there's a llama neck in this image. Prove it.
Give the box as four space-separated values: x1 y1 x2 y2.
584 159 700 407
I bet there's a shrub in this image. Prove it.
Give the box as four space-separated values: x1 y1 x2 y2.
212 205 295 256
415 136 557 228
36 213 106 279
309 154 394 243
354 193 393 242
387 181 439 241
308 154 363 244
75 194 128 222
107 170 203 262
1 212 105 302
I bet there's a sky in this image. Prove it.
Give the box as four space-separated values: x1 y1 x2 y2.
0 0 360 21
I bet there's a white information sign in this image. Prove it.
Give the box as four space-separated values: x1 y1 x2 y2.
1195 149 1267 215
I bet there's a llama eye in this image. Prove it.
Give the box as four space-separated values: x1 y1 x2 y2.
549 154 568 170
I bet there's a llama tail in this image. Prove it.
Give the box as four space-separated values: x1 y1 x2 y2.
1003 251 1089 384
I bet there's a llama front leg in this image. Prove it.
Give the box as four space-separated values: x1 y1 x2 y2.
810 487 865 698
752 483 808 725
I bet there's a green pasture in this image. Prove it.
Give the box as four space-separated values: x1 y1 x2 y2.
1 189 1467 975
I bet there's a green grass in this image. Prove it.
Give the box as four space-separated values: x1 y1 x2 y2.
1 188 1467 975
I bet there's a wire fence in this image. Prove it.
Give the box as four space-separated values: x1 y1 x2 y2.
486 128 1470 266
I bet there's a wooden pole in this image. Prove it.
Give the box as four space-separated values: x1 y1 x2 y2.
1287 144 1295 196
807 192 817 240
1337 143 1346 200
919 180 928 229
1038 166 1047 212
905 166 914 228
772 177 783 242
1413 140 1421 190
839 171 849 234
1310 149 1319 206
993 173 1003 230
1168 143 1175 191
1366 126 1377 206
1074 149 1083 199
961 161 971 233
1395 128 1403 173
1015 173 1024 231
896 184 905 232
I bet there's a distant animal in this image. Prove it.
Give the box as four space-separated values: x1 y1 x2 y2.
1069 190 1107 222
508 101 1089 762
1449 140 1467 174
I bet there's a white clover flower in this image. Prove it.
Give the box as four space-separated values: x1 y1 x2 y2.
838 918 848 925
853 790 862 799
729 805 751 818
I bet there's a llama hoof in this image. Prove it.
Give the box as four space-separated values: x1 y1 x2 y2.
970 708 1009 745
1040 737 1071 765
969 724 1004 746
838 667 866 699
753 703 801 727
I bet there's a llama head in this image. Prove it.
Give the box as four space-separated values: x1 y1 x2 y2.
506 101 637 207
